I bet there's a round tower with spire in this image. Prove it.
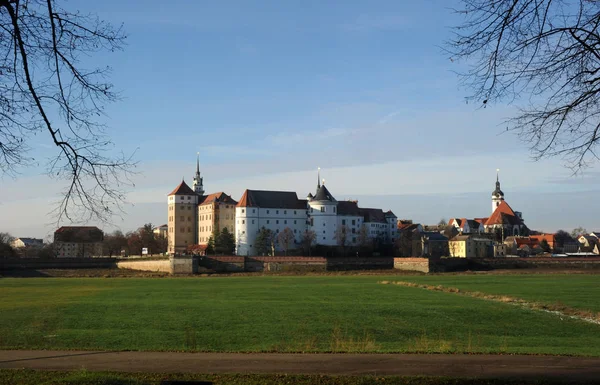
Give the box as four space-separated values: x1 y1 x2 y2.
308 168 338 246
492 169 505 213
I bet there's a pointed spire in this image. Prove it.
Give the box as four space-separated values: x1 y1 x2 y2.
317 167 321 189
196 152 200 174
496 168 500 183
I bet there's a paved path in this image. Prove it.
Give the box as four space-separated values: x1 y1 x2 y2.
1 350 600 380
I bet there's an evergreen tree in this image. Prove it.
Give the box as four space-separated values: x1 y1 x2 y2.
218 227 236 255
212 228 222 255
206 236 215 255
255 227 274 256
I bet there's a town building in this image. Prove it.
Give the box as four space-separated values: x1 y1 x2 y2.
504 236 544 256
529 234 556 252
448 235 493 258
54 226 104 258
166 155 238 255
577 235 598 253
413 232 449 258
449 172 527 241
448 218 483 234
168 158 397 256
10 237 43 248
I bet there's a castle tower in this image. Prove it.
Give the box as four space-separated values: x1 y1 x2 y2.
192 152 204 196
167 179 198 255
308 171 338 246
492 169 505 213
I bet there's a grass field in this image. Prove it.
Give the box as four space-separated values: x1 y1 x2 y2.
1 369 581 385
1 275 599 356
2 369 593 385
397 274 600 312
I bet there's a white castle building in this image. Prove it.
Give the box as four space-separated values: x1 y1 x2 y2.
168 159 397 256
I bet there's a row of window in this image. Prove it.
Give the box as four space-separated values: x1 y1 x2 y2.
241 209 301 215
309 207 336 213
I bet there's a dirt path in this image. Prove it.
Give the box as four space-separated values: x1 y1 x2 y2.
1 350 600 380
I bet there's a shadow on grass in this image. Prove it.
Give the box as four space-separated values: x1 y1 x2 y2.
0 351 112 364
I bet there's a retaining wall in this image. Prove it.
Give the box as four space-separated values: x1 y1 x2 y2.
394 258 430 273
116 259 171 273
472 257 600 270
0 257 117 270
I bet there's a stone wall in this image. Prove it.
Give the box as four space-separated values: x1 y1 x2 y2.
116 259 171 273
327 257 393 271
0 257 116 270
430 258 470 272
198 256 245 272
471 256 600 270
251 256 327 273
170 256 197 274
199 256 393 272
394 258 430 273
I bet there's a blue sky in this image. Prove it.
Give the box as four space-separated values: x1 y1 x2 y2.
1 0 599 238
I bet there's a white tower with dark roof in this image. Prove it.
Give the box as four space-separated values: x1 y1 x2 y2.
492 169 505 214
308 169 339 246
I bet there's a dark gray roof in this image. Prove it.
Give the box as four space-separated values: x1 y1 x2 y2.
337 201 361 216
17 238 43 246
236 190 307 209
422 232 448 241
360 208 387 223
466 220 481 229
313 184 337 202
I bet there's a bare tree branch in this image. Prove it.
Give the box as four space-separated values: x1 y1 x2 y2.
448 0 600 171
0 0 135 224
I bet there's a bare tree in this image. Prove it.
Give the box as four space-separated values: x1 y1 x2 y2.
449 0 600 170
300 229 316 256
276 227 295 256
571 226 587 238
0 0 133 222
335 225 350 257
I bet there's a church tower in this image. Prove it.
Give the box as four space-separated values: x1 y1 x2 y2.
192 152 204 196
492 169 505 213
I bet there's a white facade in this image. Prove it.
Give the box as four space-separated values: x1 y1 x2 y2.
337 215 363 245
235 205 308 256
308 200 338 246
234 184 396 256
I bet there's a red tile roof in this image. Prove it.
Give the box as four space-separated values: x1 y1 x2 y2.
168 180 196 196
530 234 555 245
485 201 522 226
199 192 237 206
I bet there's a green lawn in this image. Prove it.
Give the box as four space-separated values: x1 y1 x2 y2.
0 369 586 385
1 275 599 356
397 274 600 312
